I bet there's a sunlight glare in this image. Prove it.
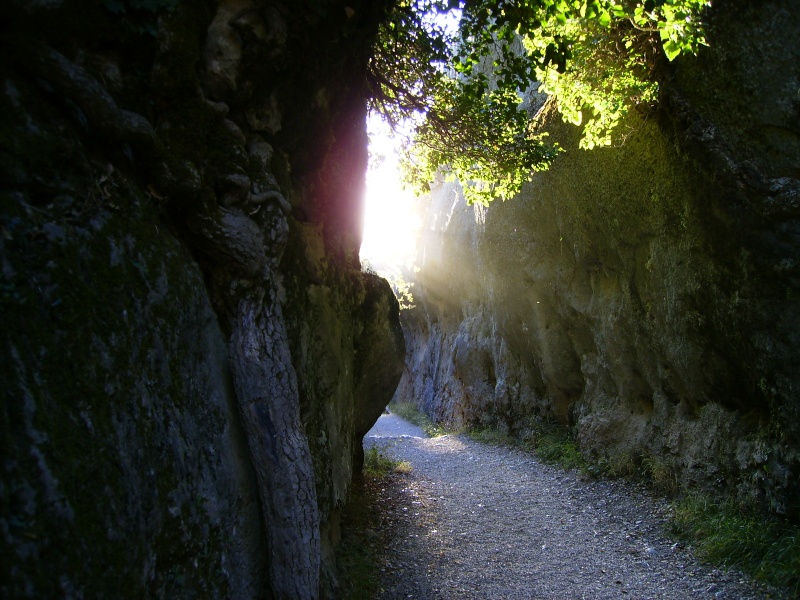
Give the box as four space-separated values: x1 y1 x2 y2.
361 114 419 270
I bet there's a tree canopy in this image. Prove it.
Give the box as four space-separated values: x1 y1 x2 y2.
368 0 710 205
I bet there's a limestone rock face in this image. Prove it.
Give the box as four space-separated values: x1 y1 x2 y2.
1 186 268 598
1 0 402 597
353 273 407 459
397 0 800 517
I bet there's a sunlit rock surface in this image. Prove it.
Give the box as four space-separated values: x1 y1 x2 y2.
396 0 800 518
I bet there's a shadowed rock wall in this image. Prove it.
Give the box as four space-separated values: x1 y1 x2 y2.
1 0 403 597
397 0 800 518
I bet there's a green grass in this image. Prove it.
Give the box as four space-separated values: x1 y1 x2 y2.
388 401 451 437
469 422 588 472
639 455 680 496
527 427 587 471
468 427 517 447
671 493 800 594
594 451 681 496
363 446 412 477
335 447 412 598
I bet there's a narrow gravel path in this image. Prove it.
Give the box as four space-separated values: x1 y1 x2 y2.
364 413 785 600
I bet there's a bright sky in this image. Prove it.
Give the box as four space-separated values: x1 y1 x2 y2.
360 7 460 272
360 113 420 270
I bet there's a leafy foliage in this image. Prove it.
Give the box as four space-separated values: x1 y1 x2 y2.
370 0 710 204
524 0 709 150
369 1 456 130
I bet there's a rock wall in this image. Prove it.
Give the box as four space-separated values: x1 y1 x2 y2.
397 0 800 518
1 173 268 598
1 0 403 597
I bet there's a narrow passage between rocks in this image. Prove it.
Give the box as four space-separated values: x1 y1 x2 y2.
363 412 783 600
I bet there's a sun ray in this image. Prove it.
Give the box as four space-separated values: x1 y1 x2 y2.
361 113 419 272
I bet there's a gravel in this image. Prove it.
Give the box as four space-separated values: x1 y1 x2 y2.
363 413 786 600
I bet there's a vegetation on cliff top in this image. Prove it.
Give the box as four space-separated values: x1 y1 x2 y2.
369 0 710 204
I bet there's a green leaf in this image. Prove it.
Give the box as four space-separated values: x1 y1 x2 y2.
371 0 707 205
611 4 626 17
663 39 681 61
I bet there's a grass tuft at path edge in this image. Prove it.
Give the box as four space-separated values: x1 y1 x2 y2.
670 492 800 594
469 422 587 472
363 445 412 477
388 401 451 437
334 446 412 598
